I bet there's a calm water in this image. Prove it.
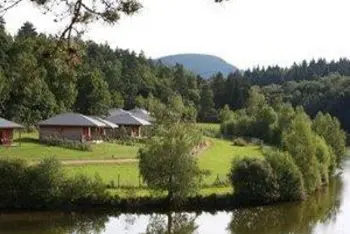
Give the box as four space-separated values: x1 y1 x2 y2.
1 161 350 234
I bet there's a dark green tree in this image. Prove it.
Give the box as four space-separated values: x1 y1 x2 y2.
75 68 111 116
198 83 216 121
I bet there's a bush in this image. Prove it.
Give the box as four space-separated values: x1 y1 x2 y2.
0 159 28 208
41 135 92 151
0 158 108 209
229 157 279 203
232 137 248 147
263 149 305 201
61 174 107 204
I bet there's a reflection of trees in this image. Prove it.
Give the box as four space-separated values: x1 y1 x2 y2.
0 212 109 234
228 176 343 234
144 212 198 234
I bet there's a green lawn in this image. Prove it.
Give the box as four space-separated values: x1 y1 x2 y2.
198 138 262 184
0 132 139 161
65 138 262 187
64 163 140 187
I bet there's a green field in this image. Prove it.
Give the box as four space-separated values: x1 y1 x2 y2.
2 128 262 196
199 138 262 183
0 132 139 161
64 163 140 187
65 138 262 187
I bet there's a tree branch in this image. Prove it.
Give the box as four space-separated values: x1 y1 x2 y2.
0 0 24 14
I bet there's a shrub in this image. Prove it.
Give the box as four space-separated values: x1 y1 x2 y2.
0 159 28 208
41 135 92 151
25 158 65 207
229 157 279 203
61 174 107 203
0 158 108 209
263 149 305 201
232 137 248 147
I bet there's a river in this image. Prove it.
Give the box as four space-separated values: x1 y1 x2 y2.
1 160 350 234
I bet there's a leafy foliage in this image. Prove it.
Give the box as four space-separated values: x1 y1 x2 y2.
229 157 279 203
138 124 202 202
312 112 347 167
40 135 92 151
263 149 305 201
0 158 107 209
282 109 321 194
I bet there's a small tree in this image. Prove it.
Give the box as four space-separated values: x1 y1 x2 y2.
219 105 232 123
138 124 201 202
282 108 321 194
312 112 346 168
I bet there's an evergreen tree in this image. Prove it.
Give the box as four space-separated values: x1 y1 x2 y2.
75 69 111 116
198 83 216 121
17 22 38 38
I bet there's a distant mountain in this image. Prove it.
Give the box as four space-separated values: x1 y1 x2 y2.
157 54 238 79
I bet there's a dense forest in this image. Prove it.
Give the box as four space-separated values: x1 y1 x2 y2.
1 19 350 132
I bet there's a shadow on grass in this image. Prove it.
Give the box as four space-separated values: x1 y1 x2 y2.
14 137 41 144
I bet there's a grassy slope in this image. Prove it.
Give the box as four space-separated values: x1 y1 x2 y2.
65 138 262 187
198 138 262 183
0 132 139 161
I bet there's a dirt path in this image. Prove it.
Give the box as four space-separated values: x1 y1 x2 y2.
30 140 212 166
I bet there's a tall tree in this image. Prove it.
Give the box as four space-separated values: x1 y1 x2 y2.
198 83 216 121
17 22 37 38
75 69 111 116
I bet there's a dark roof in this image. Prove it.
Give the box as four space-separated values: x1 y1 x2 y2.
129 108 155 122
106 113 151 126
38 113 107 127
0 117 24 129
108 108 129 117
90 116 118 129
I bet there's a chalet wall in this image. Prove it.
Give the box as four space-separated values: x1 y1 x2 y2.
39 126 85 141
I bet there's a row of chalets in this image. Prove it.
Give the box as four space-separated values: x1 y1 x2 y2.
0 108 153 145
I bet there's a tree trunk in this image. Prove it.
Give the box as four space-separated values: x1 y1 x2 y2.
167 212 173 234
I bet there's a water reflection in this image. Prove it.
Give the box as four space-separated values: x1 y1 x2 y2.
0 212 109 234
0 162 348 234
144 213 198 234
228 175 343 234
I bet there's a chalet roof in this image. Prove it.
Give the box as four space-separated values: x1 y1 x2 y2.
90 116 118 129
38 113 107 127
108 108 129 117
129 107 154 122
0 117 24 129
106 113 151 126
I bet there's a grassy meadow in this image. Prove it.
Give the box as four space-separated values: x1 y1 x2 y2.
0 131 139 161
1 124 263 197
65 137 262 187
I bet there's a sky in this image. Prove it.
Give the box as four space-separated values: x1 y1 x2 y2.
3 0 350 69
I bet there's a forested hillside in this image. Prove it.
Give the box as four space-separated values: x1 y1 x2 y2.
1 19 350 132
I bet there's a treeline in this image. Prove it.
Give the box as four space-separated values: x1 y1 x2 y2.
222 88 346 203
2 19 350 132
208 72 350 132
0 20 201 127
